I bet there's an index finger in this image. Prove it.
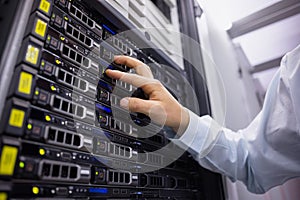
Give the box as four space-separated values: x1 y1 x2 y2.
114 55 154 78
106 69 158 94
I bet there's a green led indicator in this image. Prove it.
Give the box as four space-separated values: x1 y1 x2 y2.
35 90 39 96
27 124 33 130
19 161 25 168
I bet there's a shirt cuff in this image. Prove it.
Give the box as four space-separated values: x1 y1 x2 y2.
171 109 223 158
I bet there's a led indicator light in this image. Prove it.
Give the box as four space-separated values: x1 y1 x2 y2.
55 59 61 65
102 24 116 35
50 85 56 91
32 186 39 194
89 188 108 194
45 115 51 122
19 162 25 168
27 124 32 130
39 148 46 156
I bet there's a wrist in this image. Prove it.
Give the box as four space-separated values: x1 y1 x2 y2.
173 107 190 137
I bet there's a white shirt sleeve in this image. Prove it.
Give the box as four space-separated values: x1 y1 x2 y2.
173 44 300 194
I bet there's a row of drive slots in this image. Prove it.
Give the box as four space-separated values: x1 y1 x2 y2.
3 182 199 199
2 97 194 170
7 64 159 138
1 136 201 191
29 0 185 100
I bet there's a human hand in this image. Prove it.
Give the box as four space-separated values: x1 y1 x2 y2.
105 56 189 135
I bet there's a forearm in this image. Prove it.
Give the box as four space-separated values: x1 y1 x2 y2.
172 110 265 193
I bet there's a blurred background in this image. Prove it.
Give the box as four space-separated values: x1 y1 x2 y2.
198 0 300 199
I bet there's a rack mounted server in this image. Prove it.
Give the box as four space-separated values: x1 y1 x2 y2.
0 0 224 199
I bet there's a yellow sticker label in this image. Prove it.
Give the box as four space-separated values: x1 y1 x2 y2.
25 45 40 65
0 193 7 200
9 109 25 128
35 19 47 38
18 72 33 95
0 146 18 176
39 0 51 14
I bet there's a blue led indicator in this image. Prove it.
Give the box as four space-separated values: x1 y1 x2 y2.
103 24 116 35
89 188 108 194
96 103 112 113
98 81 112 91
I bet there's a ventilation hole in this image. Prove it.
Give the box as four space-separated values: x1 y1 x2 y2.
76 106 84 117
57 131 64 142
62 101 69 112
76 54 83 63
69 167 77 178
73 135 80 146
48 129 56 141
73 29 79 38
65 133 72 144
66 104 71 114
113 172 118 182
82 15 87 23
88 19 93 26
86 38 92 46
70 6 76 14
109 171 113 181
70 50 76 60
125 173 130 183
66 73 72 84
62 46 69 55
82 58 89 67
53 97 61 108
79 80 86 90
79 33 85 42
76 11 82 19
120 172 124 183
61 166 69 178
52 164 60 177
58 70 65 81
42 163 51 176
73 77 79 87
66 24 73 34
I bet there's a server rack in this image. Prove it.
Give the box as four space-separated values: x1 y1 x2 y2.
0 0 224 199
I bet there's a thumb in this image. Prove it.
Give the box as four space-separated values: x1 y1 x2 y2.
120 97 153 115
